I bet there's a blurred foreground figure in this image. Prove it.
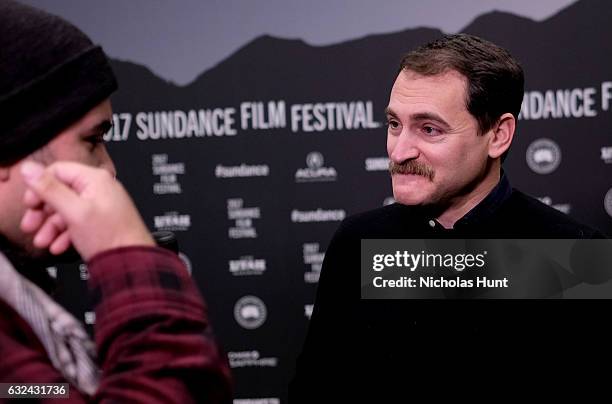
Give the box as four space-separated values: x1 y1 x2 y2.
0 1 231 402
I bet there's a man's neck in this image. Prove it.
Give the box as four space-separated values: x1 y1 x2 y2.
436 169 501 229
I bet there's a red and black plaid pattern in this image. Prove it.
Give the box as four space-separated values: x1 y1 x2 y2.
0 246 233 403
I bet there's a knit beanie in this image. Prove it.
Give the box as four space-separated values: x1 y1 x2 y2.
0 0 118 165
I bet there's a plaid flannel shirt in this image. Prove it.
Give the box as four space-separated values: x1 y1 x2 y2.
0 246 232 403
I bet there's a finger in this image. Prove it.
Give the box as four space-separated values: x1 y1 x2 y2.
50 161 109 194
24 188 58 223
50 231 72 255
20 208 47 233
24 161 104 195
32 213 68 249
21 161 84 223
23 189 44 209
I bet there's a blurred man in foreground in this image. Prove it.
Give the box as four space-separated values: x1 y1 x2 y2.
0 1 231 401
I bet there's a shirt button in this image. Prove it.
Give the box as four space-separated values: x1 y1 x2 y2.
428 220 436 228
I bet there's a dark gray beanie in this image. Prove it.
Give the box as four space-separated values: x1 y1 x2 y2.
0 0 118 164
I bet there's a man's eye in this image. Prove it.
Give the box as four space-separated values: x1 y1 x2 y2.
86 135 105 148
387 120 400 130
422 126 442 136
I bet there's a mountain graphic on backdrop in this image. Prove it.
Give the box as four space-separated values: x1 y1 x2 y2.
109 0 610 113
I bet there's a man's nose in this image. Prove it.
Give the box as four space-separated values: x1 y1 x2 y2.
389 131 420 163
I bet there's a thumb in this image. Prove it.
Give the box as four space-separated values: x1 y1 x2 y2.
21 161 84 223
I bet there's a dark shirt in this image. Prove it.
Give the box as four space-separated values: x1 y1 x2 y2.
290 176 608 402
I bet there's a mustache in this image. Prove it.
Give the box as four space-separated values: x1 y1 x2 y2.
389 160 435 181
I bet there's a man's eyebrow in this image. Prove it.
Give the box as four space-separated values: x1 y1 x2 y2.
384 107 397 117
410 112 451 130
384 108 452 130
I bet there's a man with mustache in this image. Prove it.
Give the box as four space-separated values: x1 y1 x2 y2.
291 34 604 401
0 1 231 402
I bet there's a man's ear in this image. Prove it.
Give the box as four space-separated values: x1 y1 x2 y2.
0 165 10 182
488 113 515 159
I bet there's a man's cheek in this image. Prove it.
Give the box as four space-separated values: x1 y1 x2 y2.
387 132 401 149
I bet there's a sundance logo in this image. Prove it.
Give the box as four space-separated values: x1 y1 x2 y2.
215 164 270 178
154 212 191 231
295 152 337 182
227 198 260 239
303 243 324 284
152 154 184 195
291 209 346 223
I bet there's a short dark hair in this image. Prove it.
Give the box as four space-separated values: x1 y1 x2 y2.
398 34 524 137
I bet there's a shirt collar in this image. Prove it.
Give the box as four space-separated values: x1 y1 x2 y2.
454 171 512 228
419 171 513 231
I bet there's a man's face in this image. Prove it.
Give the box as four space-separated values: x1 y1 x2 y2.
386 69 492 208
0 99 116 258
33 100 116 173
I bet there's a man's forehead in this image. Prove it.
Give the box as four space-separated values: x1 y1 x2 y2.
397 68 467 85
388 69 469 116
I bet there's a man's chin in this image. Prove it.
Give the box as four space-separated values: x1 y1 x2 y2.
392 189 432 206
391 177 436 204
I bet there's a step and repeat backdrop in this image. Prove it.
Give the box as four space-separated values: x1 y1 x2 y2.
30 0 612 402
